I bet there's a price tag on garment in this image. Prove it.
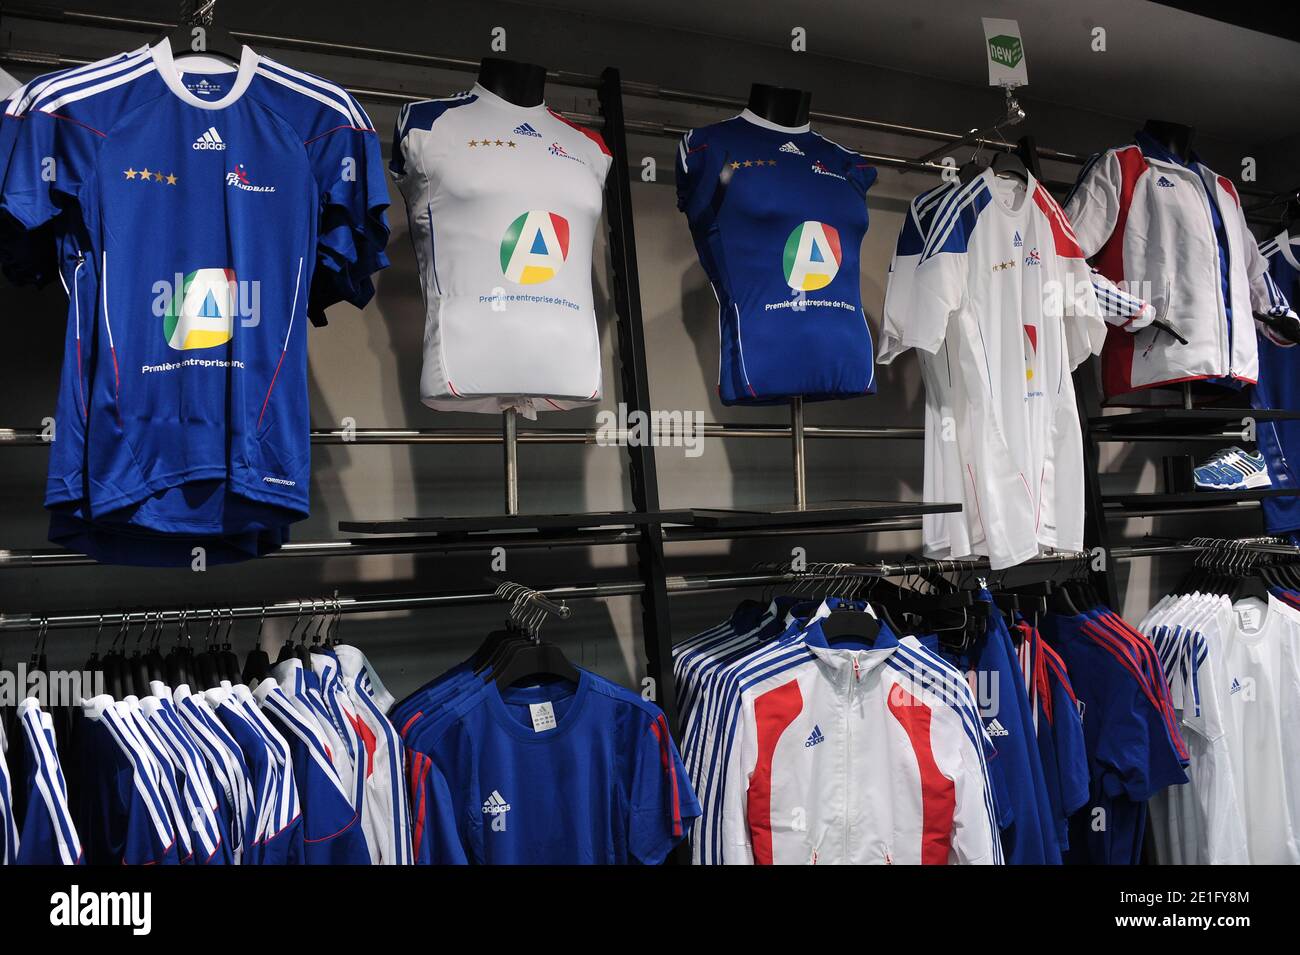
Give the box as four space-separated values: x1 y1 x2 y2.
982 18 1029 87
1237 606 1262 632
529 701 557 733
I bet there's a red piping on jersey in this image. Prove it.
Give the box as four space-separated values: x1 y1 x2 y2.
302 125 377 146
965 464 990 543
547 109 611 157
109 345 123 427
409 753 430 857
130 833 178 865
887 685 956 865
257 349 288 429
686 144 709 155
42 111 108 137
75 338 87 418
304 808 361 843
649 714 683 837
400 710 423 737
447 380 463 397
747 679 804 865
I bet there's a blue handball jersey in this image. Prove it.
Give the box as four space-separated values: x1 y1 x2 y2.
416 670 700 865
1253 232 1300 532
0 44 389 546
676 110 877 404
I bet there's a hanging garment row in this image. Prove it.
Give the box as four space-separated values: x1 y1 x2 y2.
0 608 409 865
674 556 1193 865
1139 539 1300 864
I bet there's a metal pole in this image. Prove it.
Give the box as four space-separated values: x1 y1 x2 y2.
502 409 519 515
791 397 807 510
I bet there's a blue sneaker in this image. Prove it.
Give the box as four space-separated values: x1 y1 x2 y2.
1193 447 1271 490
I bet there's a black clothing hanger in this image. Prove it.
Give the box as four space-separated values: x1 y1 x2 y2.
241 609 272 686
818 605 882 644
492 640 579 689
745 83 811 127
476 57 546 108
156 3 242 64
990 149 1029 183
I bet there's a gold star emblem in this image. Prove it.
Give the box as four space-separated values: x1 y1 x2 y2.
166 173 177 186
768 160 778 166
729 161 740 170
139 167 152 180
494 139 504 147
508 140 517 148
467 139 478 147
124 168 137 179
742 160 753 167
153 171 164 182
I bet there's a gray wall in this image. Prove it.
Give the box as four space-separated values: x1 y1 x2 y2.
0 0 1294 698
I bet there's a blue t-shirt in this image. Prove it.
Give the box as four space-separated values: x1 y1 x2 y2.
416 670 699 864
1044 613 1188 865
0 44 389 562
676 110 877 404
945 603 1060 863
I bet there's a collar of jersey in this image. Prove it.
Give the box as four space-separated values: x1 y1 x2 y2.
737 108 810 135
800 617 902 677
469 82 549 115
151 40 259 110
979 166 1034 219
1274 230 1300 271
485 668 591 742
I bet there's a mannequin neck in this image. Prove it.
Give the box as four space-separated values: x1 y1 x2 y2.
746 83 811 127
477 57 547 108
1142 119 1195 162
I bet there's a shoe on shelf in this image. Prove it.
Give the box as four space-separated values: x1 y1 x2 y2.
1192 447 1271 491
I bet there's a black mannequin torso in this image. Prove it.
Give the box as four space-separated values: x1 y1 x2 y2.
746 83 811 127
477 57 547 108
1142 119 1195 162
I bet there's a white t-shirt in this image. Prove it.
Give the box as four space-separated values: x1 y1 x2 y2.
390 84 612 417
879 169 1105 568
1221 594 1300 864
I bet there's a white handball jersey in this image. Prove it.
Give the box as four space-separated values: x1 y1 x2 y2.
879 170 1106 569
390 85 612 417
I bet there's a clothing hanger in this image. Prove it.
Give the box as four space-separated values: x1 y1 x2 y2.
275 601 305 665
491 587 579 688
156 0 242 64
164 609 195 689
241 606 272 686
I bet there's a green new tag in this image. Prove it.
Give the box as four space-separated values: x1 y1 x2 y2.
988 35 1024 69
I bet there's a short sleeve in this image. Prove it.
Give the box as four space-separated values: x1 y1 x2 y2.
1049 675 1092 817
305 99 391 314
675 127 716 224
904 188 976 355
0 107 105 232
629 711 699 865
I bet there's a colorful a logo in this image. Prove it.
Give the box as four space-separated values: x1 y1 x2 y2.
1023 324 1038 382
783 221 842 291
500 211 570 284
164 269 237 350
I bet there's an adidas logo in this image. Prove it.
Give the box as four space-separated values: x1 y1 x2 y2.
987 718 1010 737
513 122 542 138
804 724 825 748
1013 230 1023 248
192 127 225 151
1230 677 1243 695
779 141 804 156
1156 176 1175 188
481 790 511 815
